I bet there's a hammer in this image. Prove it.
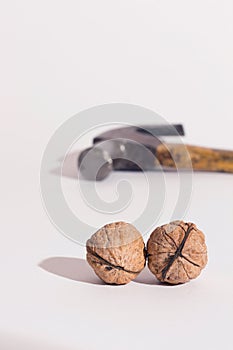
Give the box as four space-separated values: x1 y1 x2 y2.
78 124 233 180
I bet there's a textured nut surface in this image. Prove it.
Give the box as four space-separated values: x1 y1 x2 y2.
86 222 146 284
147 221 208 284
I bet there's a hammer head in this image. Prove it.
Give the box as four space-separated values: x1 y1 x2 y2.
78 124 184 180
93 124 184 171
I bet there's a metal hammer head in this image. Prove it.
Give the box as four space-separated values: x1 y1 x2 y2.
78 124 184 180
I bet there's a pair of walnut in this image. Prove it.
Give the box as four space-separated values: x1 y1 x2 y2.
86 221 208 285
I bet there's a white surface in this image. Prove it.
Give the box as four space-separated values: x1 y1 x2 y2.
1 1 233 349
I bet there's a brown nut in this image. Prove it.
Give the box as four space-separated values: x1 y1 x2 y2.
147 221 208 284
86 222 146 285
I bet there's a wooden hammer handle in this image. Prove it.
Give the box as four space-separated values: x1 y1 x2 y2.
156 143 233 173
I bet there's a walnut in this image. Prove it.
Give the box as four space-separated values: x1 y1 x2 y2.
86 222 146 284
147 221 208 284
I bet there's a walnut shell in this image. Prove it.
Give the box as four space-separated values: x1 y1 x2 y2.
147 221 208 284
86 222 146 284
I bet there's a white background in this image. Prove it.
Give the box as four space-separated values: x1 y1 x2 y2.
0 1 233 349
